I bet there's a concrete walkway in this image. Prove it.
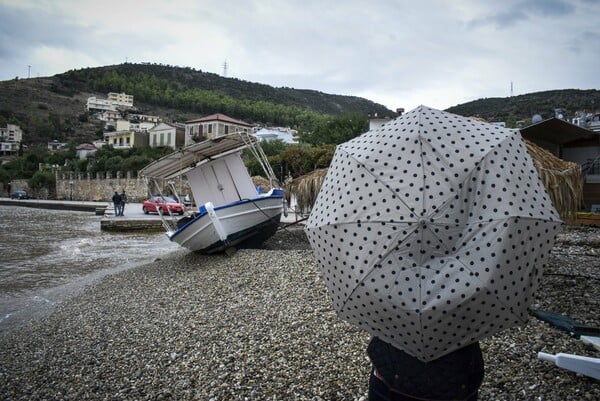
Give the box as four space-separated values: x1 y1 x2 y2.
1 198 305 231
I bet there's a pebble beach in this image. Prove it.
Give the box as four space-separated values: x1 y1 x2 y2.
0 225 598 401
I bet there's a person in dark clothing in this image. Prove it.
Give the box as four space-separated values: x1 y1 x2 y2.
119 190 127 216
367 337 484 401
112 191 122 216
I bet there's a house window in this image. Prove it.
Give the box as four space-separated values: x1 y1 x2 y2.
225 125 229 134
160 133 164 146
207 124 212 134
126 137 130 144
167 132 171 145
199 125 203 135
153 134 157 146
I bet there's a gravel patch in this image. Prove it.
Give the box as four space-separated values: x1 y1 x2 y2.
0 224 598 400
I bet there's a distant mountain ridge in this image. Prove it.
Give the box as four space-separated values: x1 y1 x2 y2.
53 63 394 117
446 89 600 123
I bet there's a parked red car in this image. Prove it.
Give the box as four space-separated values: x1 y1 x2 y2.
142 196 185 215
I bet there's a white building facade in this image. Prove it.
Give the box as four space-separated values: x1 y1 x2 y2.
184 113 253 145
87 92 134 112
149 122 186 149
0 124 23 155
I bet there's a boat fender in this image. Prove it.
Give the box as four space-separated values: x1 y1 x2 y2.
204 202 227 241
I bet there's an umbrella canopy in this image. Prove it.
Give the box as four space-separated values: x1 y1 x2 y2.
305 106 562 362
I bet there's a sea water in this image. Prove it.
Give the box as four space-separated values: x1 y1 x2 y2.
0 205 180 331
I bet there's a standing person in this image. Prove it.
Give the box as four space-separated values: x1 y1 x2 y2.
120 190 127 216
367 337 484 401
112 191 122 217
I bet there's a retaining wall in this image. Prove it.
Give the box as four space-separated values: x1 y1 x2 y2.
9 172 192 202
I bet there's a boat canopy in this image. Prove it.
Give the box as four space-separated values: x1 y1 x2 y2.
139 133 258 180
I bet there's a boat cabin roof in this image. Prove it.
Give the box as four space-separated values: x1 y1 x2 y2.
139 133 257 179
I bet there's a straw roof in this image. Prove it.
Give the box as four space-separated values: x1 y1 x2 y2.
284 169 328 214
285 141 583 221
524 139 583 221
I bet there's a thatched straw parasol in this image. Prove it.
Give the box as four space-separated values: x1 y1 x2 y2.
285 142 582 222
284 168 328 214
524 139 583 221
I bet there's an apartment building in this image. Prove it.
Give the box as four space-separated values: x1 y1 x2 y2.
0 124 23 156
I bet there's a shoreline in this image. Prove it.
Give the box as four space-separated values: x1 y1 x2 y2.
1 227 598 400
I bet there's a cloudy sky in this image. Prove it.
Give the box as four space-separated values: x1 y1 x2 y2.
0 0 598 112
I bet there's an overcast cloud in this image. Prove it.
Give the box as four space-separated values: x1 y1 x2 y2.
0 0 598 112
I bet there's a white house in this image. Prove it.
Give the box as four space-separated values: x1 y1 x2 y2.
75 143 98 159
114 118 156 133
149 122 186 149
253 127 298 144
129 113 160 124
368 115 393 131
48 140 67 152
87 97 117 112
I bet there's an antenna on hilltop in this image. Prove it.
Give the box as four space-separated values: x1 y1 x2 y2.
28 65 31 79
223 60 228 77
510 81 514 97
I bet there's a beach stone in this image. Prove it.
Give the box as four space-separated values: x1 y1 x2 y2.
0 225 598 400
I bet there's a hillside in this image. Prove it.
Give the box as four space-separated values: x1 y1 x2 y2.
446 89 600 123
0 63 393 145
1 63 598 146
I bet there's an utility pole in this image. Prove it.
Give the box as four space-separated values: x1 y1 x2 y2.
223 60 228 77
28 65 31 79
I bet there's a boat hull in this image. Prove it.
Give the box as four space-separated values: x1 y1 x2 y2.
169 192 283 253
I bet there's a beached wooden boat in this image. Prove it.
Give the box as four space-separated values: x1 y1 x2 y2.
139 133 284 253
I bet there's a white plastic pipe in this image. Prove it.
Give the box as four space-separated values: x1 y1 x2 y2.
580 336 600 352
538 352 600 380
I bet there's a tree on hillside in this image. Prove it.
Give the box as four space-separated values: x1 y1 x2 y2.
301 113 368 145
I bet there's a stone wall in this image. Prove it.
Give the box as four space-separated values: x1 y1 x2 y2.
55 172 149 202
8 172 191 202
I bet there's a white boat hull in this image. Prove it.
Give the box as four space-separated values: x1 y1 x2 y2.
168 190 284 253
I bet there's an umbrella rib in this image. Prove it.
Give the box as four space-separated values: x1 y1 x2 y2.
339 147 420 220
338 221 422 315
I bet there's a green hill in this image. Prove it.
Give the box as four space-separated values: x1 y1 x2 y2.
0 63 394 145
0 62 598 146
446 89 600 124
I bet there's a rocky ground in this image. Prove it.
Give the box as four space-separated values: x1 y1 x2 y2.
0 224 598 400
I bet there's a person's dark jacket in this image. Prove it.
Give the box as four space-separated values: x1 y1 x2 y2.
368 337 484 400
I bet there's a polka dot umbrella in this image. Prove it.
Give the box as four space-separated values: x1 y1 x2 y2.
304 106 562 362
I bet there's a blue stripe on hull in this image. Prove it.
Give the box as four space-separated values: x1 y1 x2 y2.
198 214 281 254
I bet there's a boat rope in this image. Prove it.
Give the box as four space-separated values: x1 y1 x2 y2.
240 197 304 234
238 132 279 187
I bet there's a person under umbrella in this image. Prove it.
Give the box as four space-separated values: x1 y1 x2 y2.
367 337 484 400
305 106 561 400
